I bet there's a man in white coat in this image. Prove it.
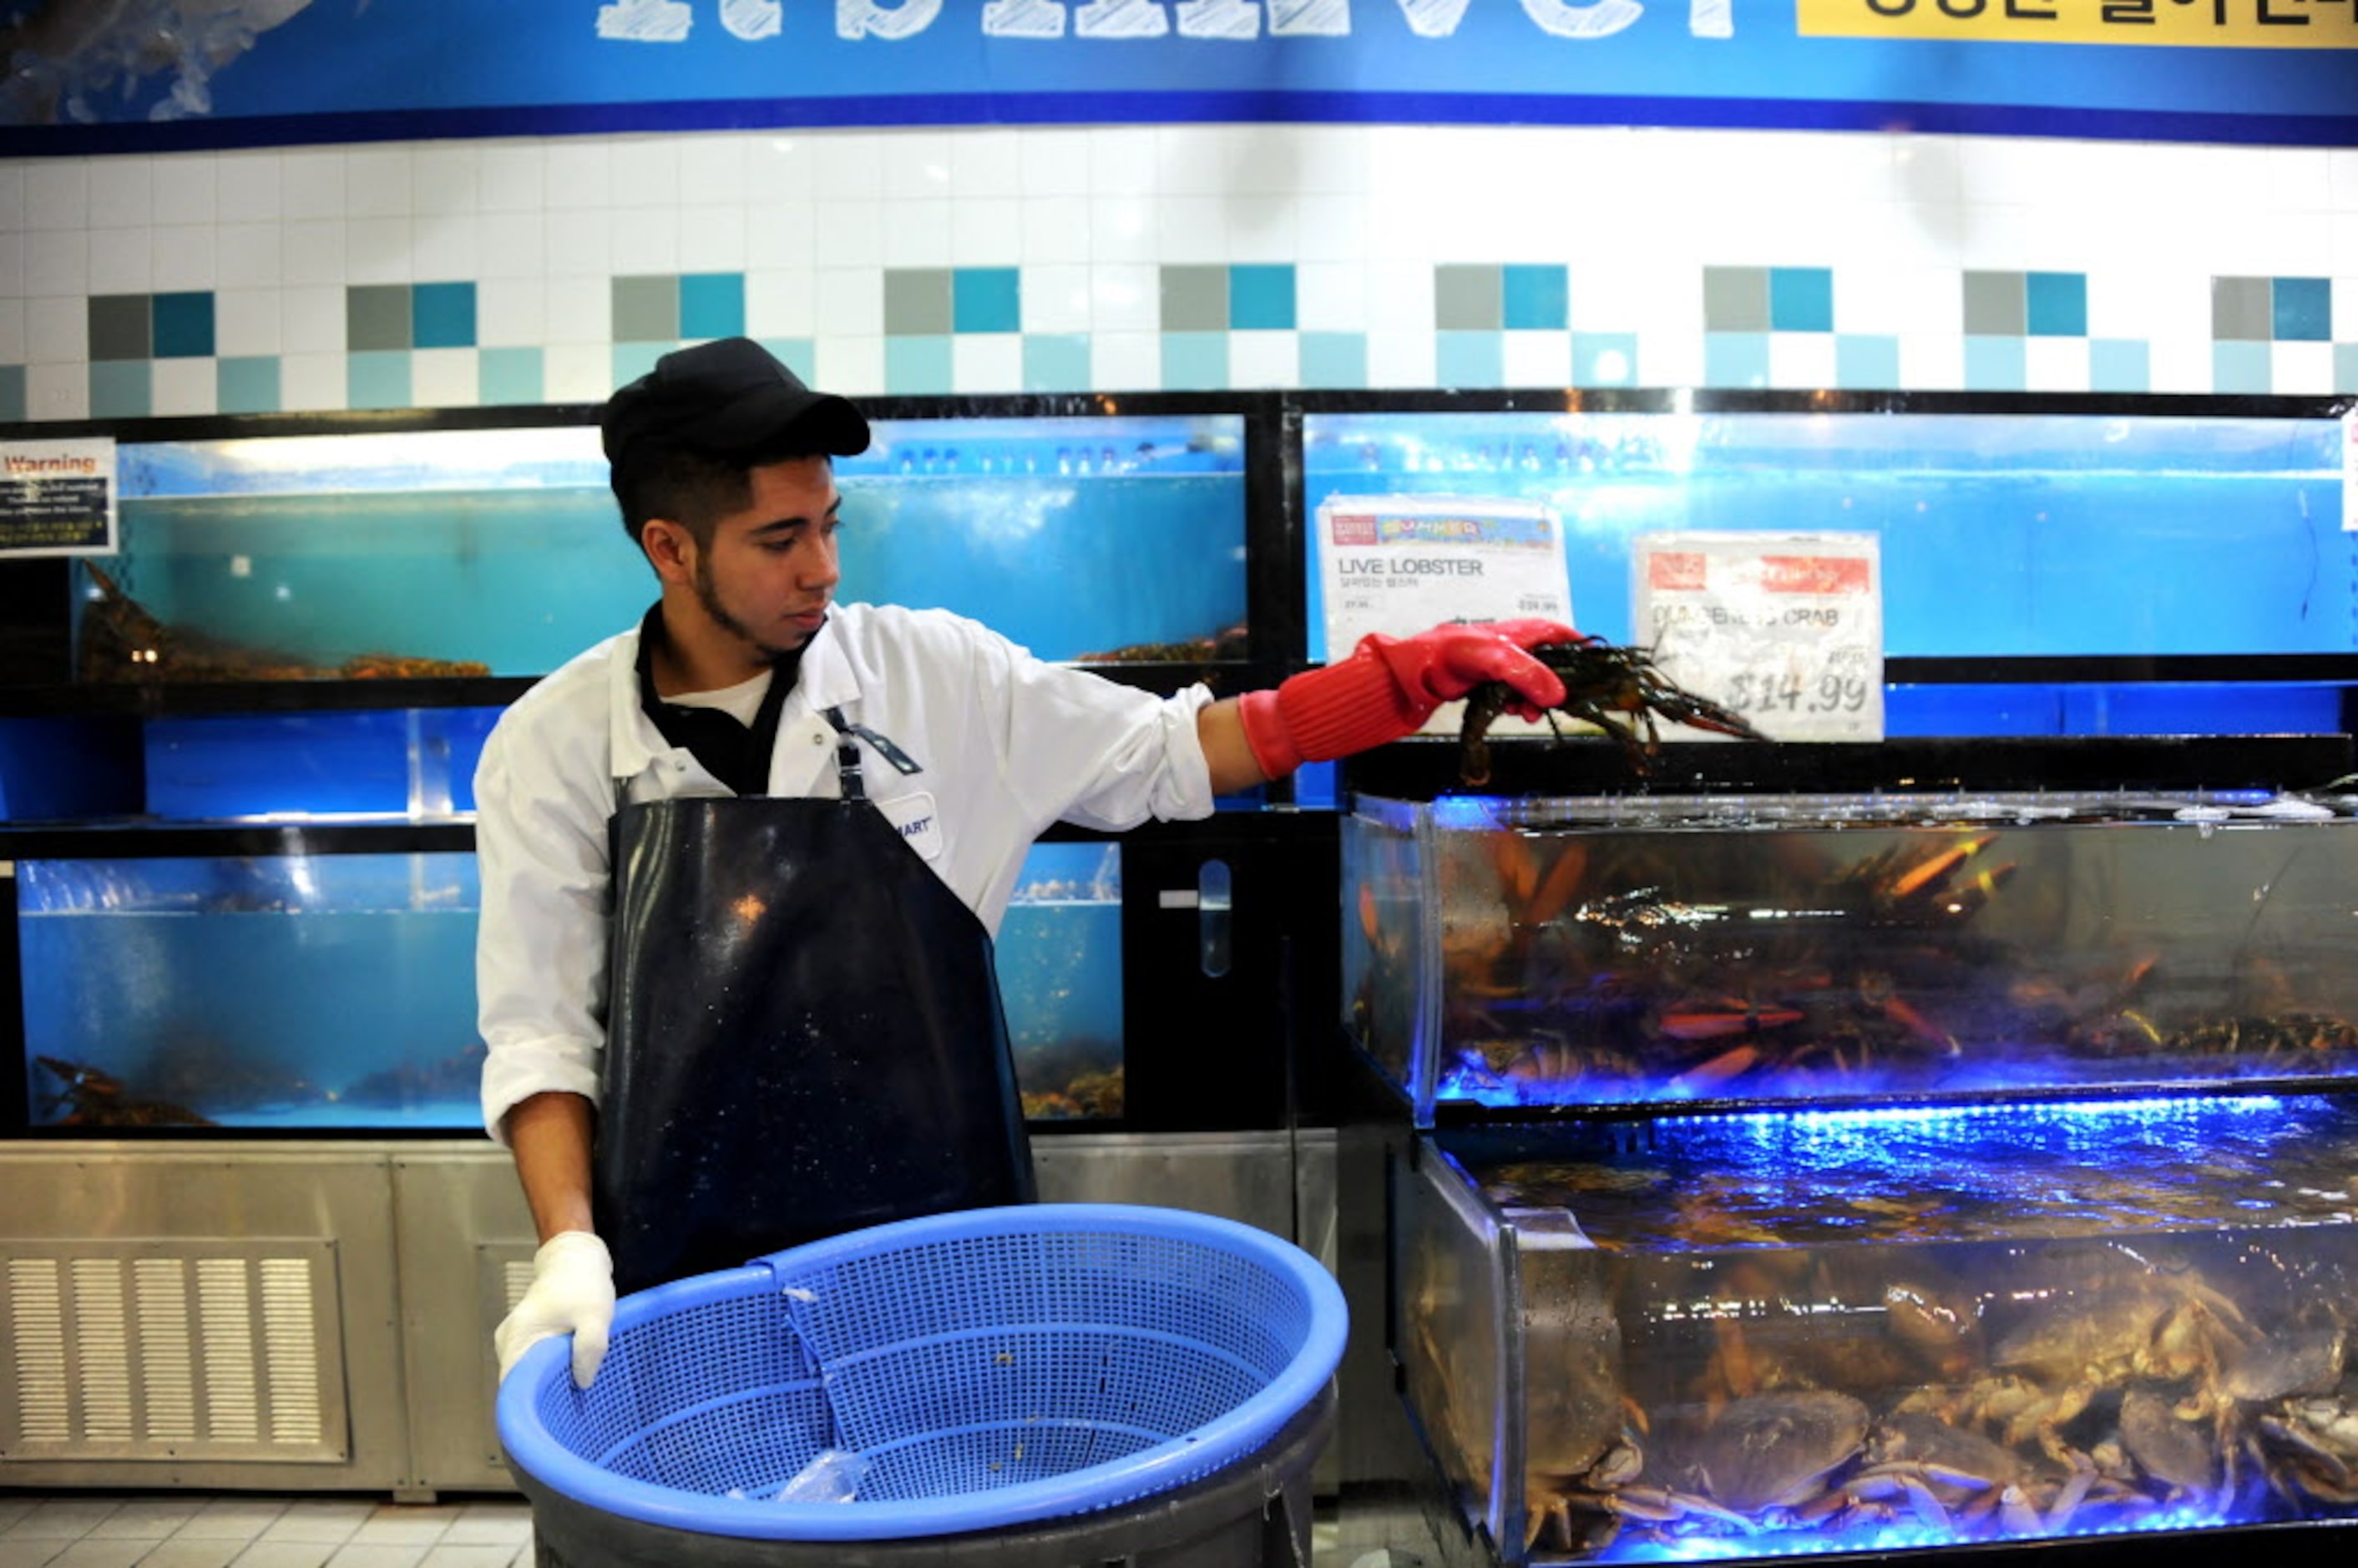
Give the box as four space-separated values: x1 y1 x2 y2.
482 337 1573 1387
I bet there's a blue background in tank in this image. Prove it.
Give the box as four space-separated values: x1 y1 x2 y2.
100 417 1247 679
1303 410 2354 659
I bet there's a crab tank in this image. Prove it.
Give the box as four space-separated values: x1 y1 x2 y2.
1401 1094 2358 1563
1345 791 2358 1117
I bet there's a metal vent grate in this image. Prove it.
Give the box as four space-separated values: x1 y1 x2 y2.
0 1241 348 1463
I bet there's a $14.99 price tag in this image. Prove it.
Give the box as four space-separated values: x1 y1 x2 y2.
1630 532 1885 744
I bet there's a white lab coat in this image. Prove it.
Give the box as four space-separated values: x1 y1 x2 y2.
473 602 1218 1141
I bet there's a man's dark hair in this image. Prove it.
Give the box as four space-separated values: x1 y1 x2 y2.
615 440 834 550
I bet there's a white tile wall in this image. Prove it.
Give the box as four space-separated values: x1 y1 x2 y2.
3 124 2355 417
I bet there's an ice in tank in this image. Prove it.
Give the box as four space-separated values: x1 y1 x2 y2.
76 415 1247 681
1400 1095 2358 1562
1347 792 2358 1115
1304 408 2349 660
14 839 1125 1131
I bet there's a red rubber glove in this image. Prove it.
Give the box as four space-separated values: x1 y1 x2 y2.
1236 619 1578 777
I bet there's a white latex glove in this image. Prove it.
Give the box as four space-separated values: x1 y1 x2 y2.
495 1231 615 1388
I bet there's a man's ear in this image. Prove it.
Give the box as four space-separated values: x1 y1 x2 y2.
640 518 696 585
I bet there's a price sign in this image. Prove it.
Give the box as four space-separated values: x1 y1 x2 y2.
1632 532 1884 744
0 438 116 558
1313 493 1574 660
1313 493 1576 737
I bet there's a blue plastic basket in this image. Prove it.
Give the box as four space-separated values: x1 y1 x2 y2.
496 1203 1349 1542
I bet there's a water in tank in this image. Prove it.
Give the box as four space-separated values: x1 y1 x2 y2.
1349 792 2358 1115
1304 408 2351 736
76 415 1247 680
15 840 1127 1130
1406 1095 2358 1562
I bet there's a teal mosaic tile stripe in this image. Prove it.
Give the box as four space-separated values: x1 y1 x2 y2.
152 293 215 358
343 282 479 352
885 335 953 393
1229 266 1295 331
1437 330 1503 387
1571 332 1637 387
2212 276 2333 343
2339 344 2358 394
1161 331 1227 390
413 282 478 350
2214 341 2271 393
613 340 675 386
348 350 412 410
2275 278 2330 342
480 346 545 406
0 364 24 422
89 360 150 418
217 356 280 413
1964 336 2027 392
2026 273 2087 338
1834 334 1900 390
954 268 1020 334
1300 331 1366 388
1703 331 1769 388
680 274 746 340
2091 339 2151 393
1505 267 1568 332
612 274 746 344
1768 268 1833 333
1023 333 1090 392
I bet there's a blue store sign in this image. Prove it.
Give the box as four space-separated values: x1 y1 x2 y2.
0 0 2350 151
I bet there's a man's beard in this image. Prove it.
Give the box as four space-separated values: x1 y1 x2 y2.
693 554 816 666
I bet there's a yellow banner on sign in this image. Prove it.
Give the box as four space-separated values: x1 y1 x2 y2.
1798 0 2358 47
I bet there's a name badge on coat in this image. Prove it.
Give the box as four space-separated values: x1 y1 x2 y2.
878 790 945 862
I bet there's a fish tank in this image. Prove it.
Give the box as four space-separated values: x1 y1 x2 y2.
1346 792 2358 1120
1305 407 2355 736
73 413 1248 681
1401 1094 2358 1563
11 838 1126 1131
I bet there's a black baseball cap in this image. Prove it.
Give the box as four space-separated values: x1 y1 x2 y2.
601 337 870 473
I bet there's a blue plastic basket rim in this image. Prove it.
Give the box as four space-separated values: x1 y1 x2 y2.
495 1203 1349 1542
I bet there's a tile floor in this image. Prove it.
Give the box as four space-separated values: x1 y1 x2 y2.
0 1495 534 1568
0 1495 1373 1568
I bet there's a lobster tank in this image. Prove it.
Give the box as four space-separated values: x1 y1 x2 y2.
76 414 1247 681
1348 791 2358 1114
1347 788 2358 1563
14 838 1127 1132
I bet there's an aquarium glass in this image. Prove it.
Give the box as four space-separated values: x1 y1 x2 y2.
1404 1096 2358 1562
15 838 1121 1131
18 852 485 1130
999 840 1126 1120
78 416 1247 680
1305 409 2350 734
1350 792 2358 1119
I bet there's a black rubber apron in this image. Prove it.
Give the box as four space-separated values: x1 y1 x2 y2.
593 711 1035 1297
